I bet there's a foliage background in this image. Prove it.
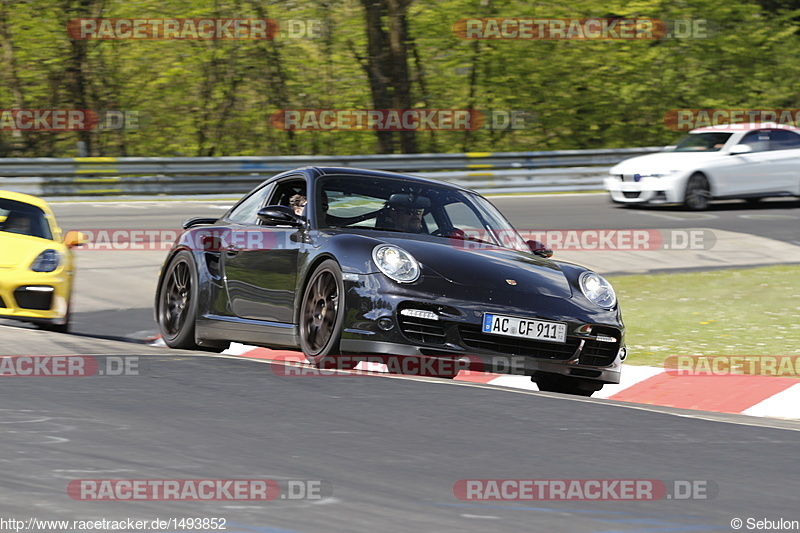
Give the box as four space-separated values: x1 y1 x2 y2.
0 0 798 157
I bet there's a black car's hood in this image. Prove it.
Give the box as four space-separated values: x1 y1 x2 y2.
378 235 573 298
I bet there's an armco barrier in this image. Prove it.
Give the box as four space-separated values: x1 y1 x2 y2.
0 147 662 197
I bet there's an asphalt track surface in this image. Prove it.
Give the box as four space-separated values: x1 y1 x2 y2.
1 193 799 532
2 345 800 533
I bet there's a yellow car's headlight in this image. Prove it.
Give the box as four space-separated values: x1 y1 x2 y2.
30 249 61 272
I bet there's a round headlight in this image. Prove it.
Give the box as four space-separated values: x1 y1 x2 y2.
372 244 420 283
579 271 616 309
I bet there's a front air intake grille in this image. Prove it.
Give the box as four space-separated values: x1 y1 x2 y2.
622 191 640 199
13 287 53 310
397 314 447 345
579 327 621 367
458 325 579 360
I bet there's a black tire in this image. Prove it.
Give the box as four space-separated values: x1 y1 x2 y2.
34 286 72 333
534 375 601 397
156 250 200 349
301 259 351 369
745 197 762 207
49 304 71 333
38 296 71 334
683 174 711 211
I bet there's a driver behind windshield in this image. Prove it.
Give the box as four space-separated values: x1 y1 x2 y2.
384 204 425 233
376 193 430 233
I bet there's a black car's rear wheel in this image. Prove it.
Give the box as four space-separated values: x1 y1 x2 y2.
301 260 351 368
683 173 711 211
157 250 199 349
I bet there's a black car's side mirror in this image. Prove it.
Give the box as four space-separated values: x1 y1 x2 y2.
527 240 553 258
257 205 305 227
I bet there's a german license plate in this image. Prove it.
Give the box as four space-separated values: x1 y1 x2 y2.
482 314 567 343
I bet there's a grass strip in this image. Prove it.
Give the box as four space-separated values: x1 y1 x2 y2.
609 265 800 367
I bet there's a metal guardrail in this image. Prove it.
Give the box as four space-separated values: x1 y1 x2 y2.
0 147 663 197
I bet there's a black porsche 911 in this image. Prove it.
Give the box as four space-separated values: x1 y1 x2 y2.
155 167 625 396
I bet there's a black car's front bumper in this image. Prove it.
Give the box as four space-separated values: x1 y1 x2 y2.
339 273 625 384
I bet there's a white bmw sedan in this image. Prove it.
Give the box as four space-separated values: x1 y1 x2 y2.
605 124 800 210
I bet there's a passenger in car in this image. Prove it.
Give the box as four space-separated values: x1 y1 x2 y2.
2 211 34 236
289 194 307 216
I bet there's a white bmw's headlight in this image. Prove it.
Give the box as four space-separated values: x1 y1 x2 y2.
372 244 420 283
579 272 616 309
30 249 61 272
638 170 680 178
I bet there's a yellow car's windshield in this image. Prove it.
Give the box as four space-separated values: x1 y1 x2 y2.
0 199 53 240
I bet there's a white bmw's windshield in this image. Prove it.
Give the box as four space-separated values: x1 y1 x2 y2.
673 132 733 152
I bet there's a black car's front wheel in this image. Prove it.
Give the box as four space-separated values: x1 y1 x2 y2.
157 250 200 349
301 260 350 368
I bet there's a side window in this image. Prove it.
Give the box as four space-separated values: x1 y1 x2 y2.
739 130 771 153
444 202 485 231
267 178 308 216
770 130 800 151
227 184 273 225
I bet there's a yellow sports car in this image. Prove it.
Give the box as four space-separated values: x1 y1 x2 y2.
0 190 85 332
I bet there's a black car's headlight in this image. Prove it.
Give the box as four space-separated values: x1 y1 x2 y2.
30 249 61 273
372 244 420 283
579 271 616 309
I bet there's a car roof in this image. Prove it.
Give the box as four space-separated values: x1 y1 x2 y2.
690 123 800 134
0 189 55 214
276 166 477 194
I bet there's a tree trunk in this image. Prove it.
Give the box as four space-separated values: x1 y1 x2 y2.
63 0 103 156
359 0 394 153
387 0 417 153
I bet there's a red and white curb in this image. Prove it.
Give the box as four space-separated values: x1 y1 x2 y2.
153 338 800 420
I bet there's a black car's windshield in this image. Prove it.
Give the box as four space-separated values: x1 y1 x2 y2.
672 132 733 152
316 175 528 251
0 199 53 240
